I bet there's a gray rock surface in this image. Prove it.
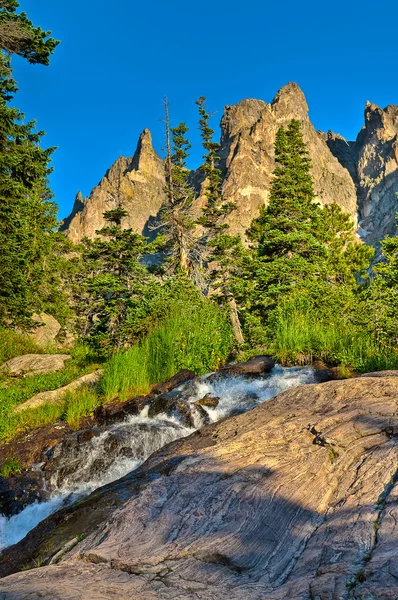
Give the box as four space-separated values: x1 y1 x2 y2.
61 83 361 245
0 354 71 377
14 370 103 413
27 314 61 348
2 374 398 598
60 129 165 243
325 101 398 249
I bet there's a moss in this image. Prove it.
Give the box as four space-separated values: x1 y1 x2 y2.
0 457 21 477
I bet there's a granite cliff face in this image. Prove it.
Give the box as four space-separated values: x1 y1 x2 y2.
212 83 358 237
60 129 165 243
326 102 398 248
61 84 398 248
1 374 398 598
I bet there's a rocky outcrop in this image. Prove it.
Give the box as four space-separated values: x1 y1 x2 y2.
2 374 398 598
27 314 62 348
325 101 398 248
61 84 362 245
0 354 71 377
14 370 103 413
210 83 359 237
60 129 166 243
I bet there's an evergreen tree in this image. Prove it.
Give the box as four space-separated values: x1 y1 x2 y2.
366 214 398 345
161 99 200 282
234 119 373 343
242 120 326 321
0 1 59 327
195 96 235 233
196 96 244 343
73 210 158 353
0 0 58 63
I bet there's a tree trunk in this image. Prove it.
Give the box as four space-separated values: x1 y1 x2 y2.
228 294 244 345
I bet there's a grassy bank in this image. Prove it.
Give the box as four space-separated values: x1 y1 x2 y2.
270 307 398 372
0 329 45 364
100 302 234 400
0 345 102 440
0 303 233 442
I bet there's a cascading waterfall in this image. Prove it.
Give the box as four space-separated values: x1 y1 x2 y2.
0 365 315 552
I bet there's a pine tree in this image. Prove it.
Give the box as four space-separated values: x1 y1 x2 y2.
74 211 158 353
196 96 244 344
195 96 235 233
366 213 398 345
0 1 58 63
234 119 373 342
161 99 200 282
242 120 325 322
0 1 59 327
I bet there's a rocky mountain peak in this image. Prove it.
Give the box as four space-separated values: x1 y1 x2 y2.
210 82 357 238
131 128 163 175
62 83 398 250
60 129 165 243
271 81 309 119
220 99 267 146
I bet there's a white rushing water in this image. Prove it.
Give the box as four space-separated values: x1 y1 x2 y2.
0 365 315 552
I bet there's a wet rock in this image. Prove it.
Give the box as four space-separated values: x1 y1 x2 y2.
148 390 197 428
191 404 211 428
0 423 74 472
218 355 275 378
43 419 187 491
148 390 181 418
94 395 150 425
195 395 220 408
0 471 47 517
312 362 341 383
4 375 398 597
151 369 197 395
0 354 72 377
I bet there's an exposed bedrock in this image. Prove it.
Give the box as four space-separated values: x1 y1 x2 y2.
1 374 398 598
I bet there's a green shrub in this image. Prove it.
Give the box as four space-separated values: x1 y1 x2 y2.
0 457 21 477
63 387 101 429
0 329 43 364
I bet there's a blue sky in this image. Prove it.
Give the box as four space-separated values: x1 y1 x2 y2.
13 0 398 220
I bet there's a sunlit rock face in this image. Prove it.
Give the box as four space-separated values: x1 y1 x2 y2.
204 82 359 239
61 84 398 249
60 128 166 243
325 101 398 249
2 373 398 598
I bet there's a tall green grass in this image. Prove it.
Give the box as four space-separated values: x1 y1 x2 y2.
8 386 102 438
100 302 233 400
272 305 398 372
0 344 103 440
0 329 44 364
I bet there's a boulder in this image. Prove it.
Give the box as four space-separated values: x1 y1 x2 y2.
14 370 103 413
94 395 150 425
0 471 48 518
360 370 398 378
3 374 398 598
195 395 220 408
28 314 61 348
218 355 275 378
0 354 71 377
148 390 194 428
150 369 197 395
